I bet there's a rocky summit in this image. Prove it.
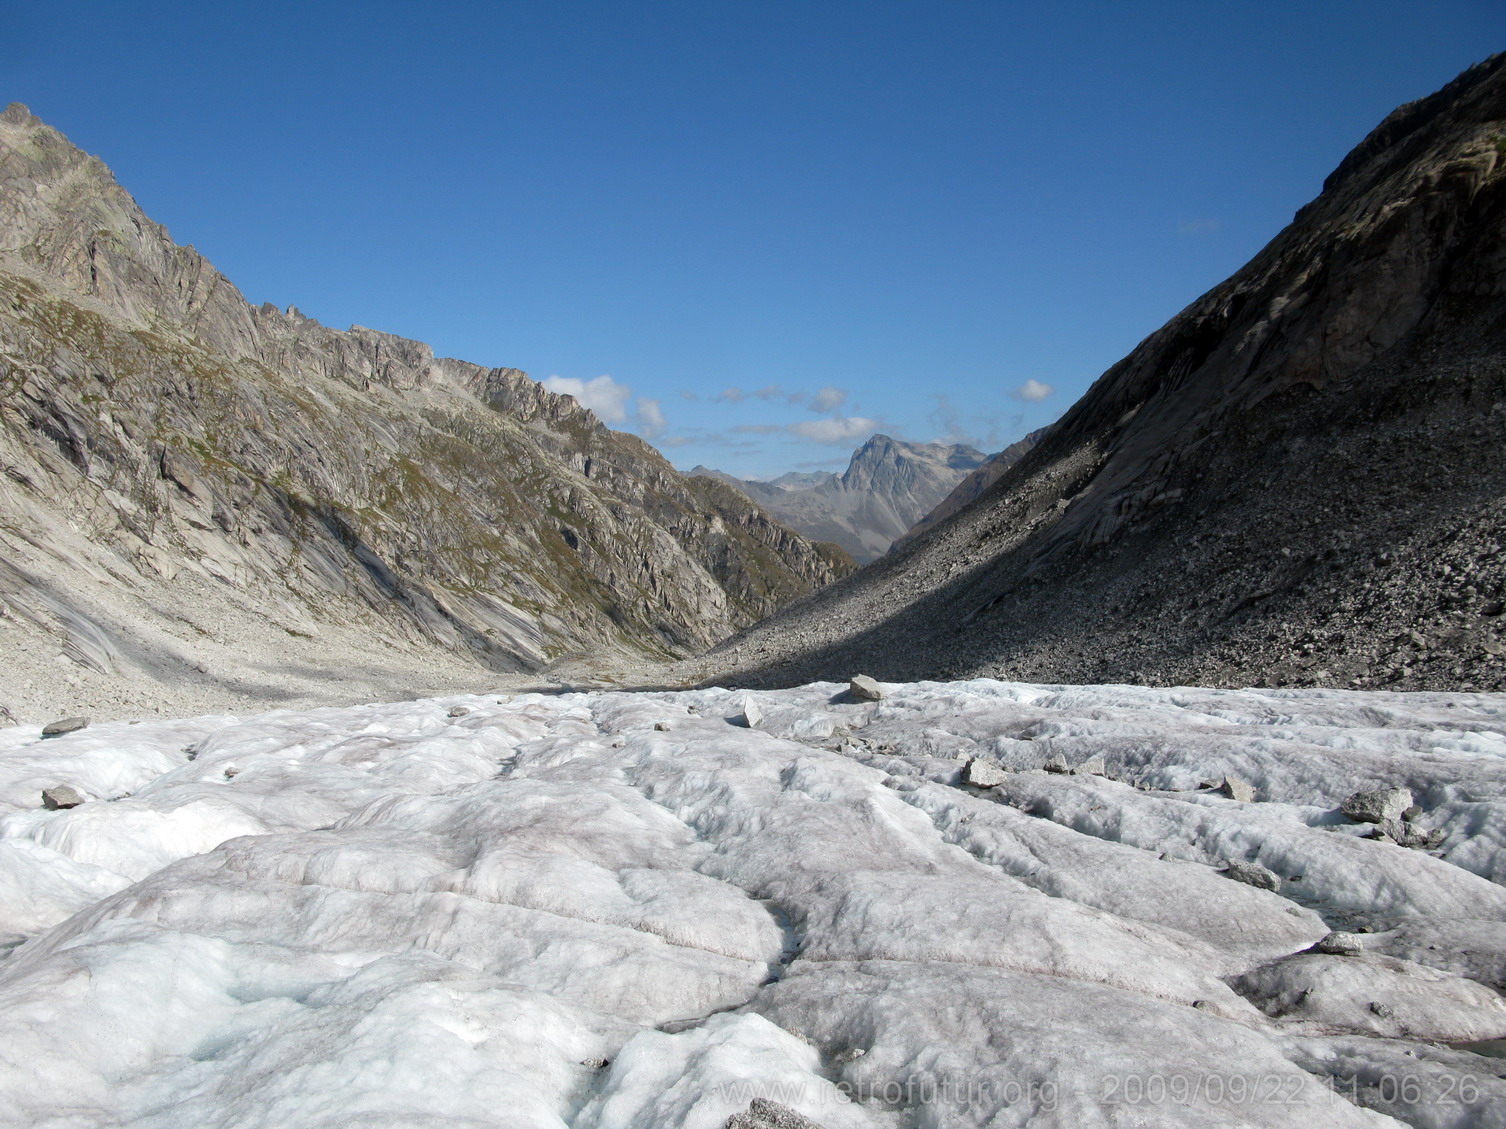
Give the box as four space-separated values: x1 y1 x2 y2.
695 434 986 564
698 54 1506 694
0 104 851 719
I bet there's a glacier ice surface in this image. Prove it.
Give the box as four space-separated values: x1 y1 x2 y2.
2 680 1505 1127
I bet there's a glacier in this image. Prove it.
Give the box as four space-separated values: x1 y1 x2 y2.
1 680 1504 1128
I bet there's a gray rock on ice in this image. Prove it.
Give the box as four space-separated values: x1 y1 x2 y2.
1373 818 1446 850
41 717 90 738
40 784 84 809
1224 861 1282 892
1316 932 1365 956
1341 787 1414 824
726 1098 829 1129
963 758 1009 788
1221 776 1256 803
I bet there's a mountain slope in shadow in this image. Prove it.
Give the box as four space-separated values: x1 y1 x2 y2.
697 54 1506 694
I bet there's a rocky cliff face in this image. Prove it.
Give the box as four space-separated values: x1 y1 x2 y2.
0 104 850 717
694 54 1506 693
694 434 985 563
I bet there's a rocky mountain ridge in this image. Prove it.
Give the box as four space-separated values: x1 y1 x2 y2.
691 54 1506 694
693 434 985 563
0 103 850 718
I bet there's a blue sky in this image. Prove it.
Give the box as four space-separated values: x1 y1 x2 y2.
4 1 1501 477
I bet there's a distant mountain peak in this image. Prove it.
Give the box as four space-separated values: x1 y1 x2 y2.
699 433 987 563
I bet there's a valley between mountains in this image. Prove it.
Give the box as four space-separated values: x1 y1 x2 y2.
1 50 1505 1129
0 100 851 721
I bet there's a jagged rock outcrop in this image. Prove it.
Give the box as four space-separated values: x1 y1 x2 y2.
694 435 985 563
0 103 850 717
693 54 1506 693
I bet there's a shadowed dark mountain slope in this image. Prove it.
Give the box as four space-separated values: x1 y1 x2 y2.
696 54 1506 693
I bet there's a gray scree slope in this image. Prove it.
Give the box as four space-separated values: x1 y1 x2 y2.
893 428 1045 552
693 54 1506 694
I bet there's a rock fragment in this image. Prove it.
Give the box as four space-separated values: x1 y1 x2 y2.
1074 754 1107 776
1221 775 1256 803
41 785 84 810
1042 753 1070 774
740 700 764 729
654 721 671 731
1316 931 1364 956
41 716 90 737
1341 787 1414 824
1223 861 1281 891
1372 818 1447 850
847 675 885 701
447 706 470 718
963 758 1009 788
726 1098 828 1129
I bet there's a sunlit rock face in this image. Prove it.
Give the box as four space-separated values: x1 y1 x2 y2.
2 679 1504 1127
0 103 852 718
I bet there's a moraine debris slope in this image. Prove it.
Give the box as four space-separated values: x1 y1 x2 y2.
695 54 1506 694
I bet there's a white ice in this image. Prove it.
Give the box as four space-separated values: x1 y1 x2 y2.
1 680 1504 1127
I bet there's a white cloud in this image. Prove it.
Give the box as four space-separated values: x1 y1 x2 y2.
1012 379 1054 402
809 386 847 413
715 387 747 403
788 416 879 444
635 397 666 439
541 374 633 422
